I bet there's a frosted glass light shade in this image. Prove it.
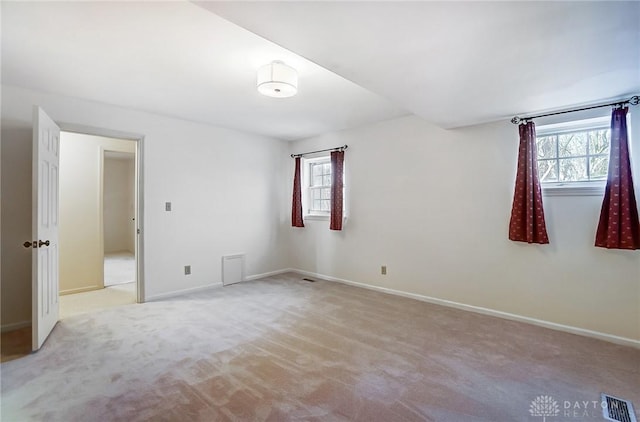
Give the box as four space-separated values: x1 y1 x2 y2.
257 61 298 98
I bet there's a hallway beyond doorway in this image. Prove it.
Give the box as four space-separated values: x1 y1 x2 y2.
104 252 135 286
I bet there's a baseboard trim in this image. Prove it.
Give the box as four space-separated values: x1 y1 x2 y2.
245 268 294 281
60 285 102 296
144 269 292 302
289 269 640 349
1 320 31 333
146 282 223 302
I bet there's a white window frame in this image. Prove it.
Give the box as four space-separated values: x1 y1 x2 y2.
305 156 331 217
301 155 347 220
537 116 610 197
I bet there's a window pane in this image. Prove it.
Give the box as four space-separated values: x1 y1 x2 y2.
313 200 322 210
558 132 587 157
321 188 330 199
323 175 331 186
537 159 557 182
320 200 330 211
312 164 321 179
311 189 320 200
588 129 610 155
323 163 331 174
537 136 557 159
559 157 587 181
589 156 609 180
313 175 322 187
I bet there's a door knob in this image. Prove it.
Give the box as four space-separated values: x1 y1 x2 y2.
23 241 38 248
38 240 50 247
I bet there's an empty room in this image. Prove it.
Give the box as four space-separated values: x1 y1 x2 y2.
1 1 638 422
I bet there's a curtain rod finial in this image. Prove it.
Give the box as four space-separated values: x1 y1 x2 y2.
511 116 522 125
630 96 639 106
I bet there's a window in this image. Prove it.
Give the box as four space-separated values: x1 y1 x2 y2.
536 117 610 195
302 156 345 218
308 158 332 214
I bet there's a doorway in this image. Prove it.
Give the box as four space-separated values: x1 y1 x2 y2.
103 150 136 287
58 131 140 319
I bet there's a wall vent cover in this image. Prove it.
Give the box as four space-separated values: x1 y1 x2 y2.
602 393 637 422
222 254 245 286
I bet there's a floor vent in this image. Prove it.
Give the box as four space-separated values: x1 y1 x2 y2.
302 278 316 282
602 393 637 422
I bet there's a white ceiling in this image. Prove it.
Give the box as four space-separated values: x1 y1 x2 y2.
0 1 406 141
200 1 640 129
2 2 638 141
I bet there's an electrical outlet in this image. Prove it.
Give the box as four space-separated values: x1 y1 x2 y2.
381 265 387 275
165 202 172 211
184 265 191 275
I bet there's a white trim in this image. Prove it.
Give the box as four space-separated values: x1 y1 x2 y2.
145 282 223 302
145 269 294 301
58 123 145 304
542 183 605 197
537 116 610 136
1 320 31 333
60 285 102 296
304 214 330 221
288 269 640 349
245 268 293 281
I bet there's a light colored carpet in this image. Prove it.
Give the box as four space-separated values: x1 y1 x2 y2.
104 251 135 286
60 282 136 320
1 273 638 421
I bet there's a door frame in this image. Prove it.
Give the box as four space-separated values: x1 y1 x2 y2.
58 122 146 303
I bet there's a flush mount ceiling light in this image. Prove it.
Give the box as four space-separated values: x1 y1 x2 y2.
257 61 298 98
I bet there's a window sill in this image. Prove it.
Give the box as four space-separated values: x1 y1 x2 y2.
542 183 605 197
304 214 329 221
303 214 349 224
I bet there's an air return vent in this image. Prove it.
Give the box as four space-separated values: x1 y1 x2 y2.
222 254 245 286
602 393 637 422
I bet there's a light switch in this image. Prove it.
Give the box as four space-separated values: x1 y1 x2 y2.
165 202 171 212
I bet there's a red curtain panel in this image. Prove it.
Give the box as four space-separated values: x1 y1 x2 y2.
330 150 344 231
595 107 640 249
509 121 550 244
292 157 304 228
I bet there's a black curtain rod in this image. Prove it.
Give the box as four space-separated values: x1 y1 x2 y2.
290 144 348 158
511 95 639 125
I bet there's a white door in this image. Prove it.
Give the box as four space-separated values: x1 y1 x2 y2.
32 106 60 351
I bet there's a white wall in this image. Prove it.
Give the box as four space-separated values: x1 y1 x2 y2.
104 154 135 254
1 85 290 328
3 83 637 344
287 113 640 342
59 134 135 294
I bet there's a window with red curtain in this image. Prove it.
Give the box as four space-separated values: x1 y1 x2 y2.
291 156 304 227
330 150 344 231
509 121 550 244
595 107 640 249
